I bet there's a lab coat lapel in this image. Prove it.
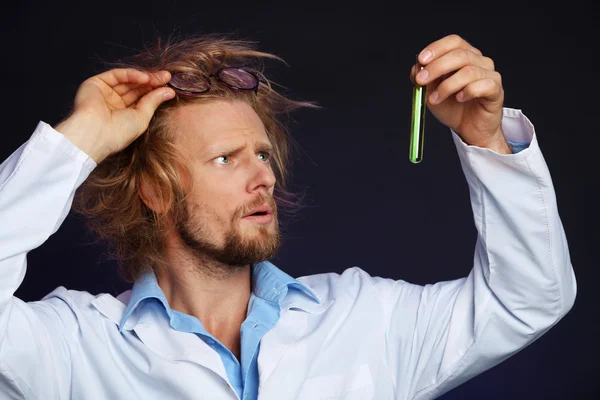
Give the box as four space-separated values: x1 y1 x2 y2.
257 288 334 397
91 293 231 387
133 305 228 378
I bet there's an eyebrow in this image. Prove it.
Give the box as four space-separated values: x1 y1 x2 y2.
204 141 274 158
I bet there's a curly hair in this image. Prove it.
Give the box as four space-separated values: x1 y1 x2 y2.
73 33 317 283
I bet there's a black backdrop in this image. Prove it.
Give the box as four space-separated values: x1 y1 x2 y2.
1 1 597 399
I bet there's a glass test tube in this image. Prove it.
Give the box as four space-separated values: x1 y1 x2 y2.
409 57 426 163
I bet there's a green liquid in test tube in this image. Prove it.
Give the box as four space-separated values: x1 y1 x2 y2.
409 57 427 163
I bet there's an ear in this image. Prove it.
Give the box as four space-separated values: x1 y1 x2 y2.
139 175 167 214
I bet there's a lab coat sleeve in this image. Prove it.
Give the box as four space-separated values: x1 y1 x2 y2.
0 122 96 398
372 108 577 399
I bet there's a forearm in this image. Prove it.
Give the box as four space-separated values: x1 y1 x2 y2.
0 121 96 318
452 108 576 318
412 108 577 398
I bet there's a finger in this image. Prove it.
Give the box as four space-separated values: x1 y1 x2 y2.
429 66 501 105
415 48 495 87
409 61 456 89
409 63 419 85
133 87 176 128
148 70 171 87
112 82 143 96
418 34 483 66
121 85 155 107
455 77 503 104
95 68 151 87
112 70 172 96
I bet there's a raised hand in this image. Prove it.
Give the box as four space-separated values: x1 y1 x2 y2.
55 68 176 163
410 34 511 154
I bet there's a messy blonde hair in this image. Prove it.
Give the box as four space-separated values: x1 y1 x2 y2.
73 33 317 282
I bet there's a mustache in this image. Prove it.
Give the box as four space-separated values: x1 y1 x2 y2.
234 194 277 220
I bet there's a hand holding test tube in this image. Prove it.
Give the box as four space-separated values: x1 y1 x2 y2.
409 34 510 161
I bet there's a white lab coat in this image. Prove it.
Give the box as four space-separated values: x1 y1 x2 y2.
0 108 576 399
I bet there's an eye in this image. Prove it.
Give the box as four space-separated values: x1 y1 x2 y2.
257 151 271 163
215 155 229 165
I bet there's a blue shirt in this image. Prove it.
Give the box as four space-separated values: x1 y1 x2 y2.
119 261 321 400
507 140 529 153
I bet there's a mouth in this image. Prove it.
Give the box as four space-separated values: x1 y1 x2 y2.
242 204 274 224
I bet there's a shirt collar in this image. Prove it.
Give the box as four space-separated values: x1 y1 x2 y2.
119 260 321 330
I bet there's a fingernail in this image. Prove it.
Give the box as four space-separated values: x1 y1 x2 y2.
417 69 428 83
420 50 432 62
163 91 175 100
429 90 439 104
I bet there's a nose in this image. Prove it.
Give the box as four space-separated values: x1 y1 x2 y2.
247 156 276 194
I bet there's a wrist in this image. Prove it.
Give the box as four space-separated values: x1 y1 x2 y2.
54 113 108 163
468 128 512 155
484 128 512 154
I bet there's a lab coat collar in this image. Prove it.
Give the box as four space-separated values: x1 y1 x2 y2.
90 264 332 332
89 262 333 355
92 290 232 391
115 260 324 332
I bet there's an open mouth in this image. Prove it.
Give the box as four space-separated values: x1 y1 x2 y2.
243 205 273 224
243 203 272 218
249 211 268 216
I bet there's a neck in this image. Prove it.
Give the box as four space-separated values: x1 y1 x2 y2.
156 231 252 357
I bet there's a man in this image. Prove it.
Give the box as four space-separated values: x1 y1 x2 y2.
0 33 576 399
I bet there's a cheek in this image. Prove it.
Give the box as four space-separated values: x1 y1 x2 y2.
190 188 239 222
191 169 244 218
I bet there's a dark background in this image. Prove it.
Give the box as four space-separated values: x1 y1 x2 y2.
1 1 597 399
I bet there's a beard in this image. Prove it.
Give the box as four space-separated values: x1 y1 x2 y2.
175 193 280 274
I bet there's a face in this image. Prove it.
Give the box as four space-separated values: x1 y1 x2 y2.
169 99 280 269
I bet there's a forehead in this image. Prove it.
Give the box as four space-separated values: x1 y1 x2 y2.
170 99 269 148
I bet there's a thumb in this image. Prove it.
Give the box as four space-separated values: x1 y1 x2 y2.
134 87 176 128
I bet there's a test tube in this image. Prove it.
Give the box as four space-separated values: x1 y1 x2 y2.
409 56 426 163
